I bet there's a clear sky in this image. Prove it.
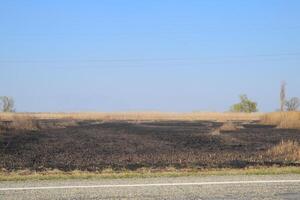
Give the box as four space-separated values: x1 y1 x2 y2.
0 0 299 112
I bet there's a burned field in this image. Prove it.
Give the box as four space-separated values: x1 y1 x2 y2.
0 120 300 171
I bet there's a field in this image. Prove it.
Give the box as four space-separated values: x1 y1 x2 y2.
0 112 299 172
0 112 262 122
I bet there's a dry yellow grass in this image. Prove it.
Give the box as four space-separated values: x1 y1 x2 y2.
0 112 262 122
211 122 241 135
0 115 38 131
10 115 38 130
261 112 300 129
266 140 300 162
219 122 240 132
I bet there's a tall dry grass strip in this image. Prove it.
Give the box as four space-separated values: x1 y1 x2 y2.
261 112 300 129
0 112 262 122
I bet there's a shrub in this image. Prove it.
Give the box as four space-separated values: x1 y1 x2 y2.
230 95 258 113
285 97 300 111
0 96 15 112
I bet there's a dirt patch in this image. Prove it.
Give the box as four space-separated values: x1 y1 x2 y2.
0 120 300 171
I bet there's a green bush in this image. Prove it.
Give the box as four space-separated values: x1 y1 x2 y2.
230 95 258 113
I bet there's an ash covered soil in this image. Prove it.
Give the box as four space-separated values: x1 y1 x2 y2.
0 120 300 171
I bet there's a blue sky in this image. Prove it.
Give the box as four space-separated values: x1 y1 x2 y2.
0 0 299 112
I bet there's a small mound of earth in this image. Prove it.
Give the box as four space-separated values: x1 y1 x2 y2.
211 122 242 135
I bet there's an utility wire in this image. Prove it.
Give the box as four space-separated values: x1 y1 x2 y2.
0 52 299 65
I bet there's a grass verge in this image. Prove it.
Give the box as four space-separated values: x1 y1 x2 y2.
1 167 300 182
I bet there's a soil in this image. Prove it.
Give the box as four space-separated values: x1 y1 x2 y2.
0 120 300 171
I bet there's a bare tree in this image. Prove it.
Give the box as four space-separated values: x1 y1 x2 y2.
280 81 286 112
285 97 300 111
0 96 15 112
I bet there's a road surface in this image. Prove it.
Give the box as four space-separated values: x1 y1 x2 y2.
0 174 300 199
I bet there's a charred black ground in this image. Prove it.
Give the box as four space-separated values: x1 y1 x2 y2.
0 120 300 171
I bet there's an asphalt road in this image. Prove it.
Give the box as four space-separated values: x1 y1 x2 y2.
0 174 300 200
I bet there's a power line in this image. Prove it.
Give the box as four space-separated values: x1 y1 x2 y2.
0 52 299 65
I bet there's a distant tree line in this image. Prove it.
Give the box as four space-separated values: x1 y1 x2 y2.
230 81 299 113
